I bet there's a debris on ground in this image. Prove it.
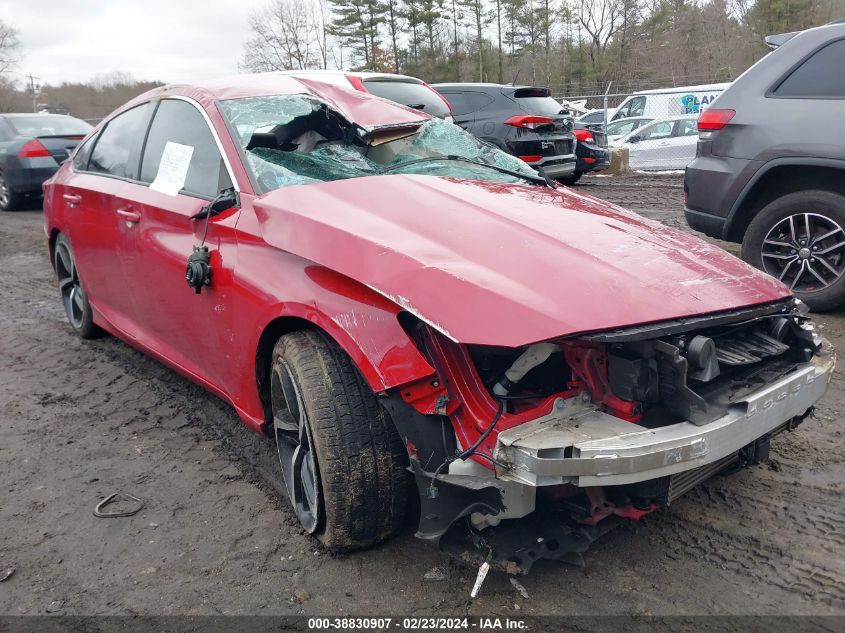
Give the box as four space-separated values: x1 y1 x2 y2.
0 568 14 583
93 492 145 518
45 600 64 613
509 577 529 600
423 565 450 582
470 561 490 599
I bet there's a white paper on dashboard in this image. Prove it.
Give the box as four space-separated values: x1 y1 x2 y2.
149 142 194 195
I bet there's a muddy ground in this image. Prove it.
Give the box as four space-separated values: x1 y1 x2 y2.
1 174 844 617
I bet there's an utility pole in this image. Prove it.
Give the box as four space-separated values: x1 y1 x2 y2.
26 74 40 113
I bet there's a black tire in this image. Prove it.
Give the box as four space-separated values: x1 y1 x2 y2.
0 171 23 211
742 190 845 311
53 233 102 338
270 330 409 551
558 171 583 186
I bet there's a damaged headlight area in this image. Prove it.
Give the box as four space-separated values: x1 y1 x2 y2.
384 300 834 573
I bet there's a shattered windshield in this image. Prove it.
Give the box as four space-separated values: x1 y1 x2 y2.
217 95 540 192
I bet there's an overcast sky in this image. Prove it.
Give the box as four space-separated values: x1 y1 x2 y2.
1 0 269 86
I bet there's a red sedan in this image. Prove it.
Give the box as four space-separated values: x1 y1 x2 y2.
43 74 833 570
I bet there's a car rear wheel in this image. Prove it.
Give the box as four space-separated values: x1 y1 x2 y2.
270 330 409 551
0 172 22 212
53 233 101 338
742 190 845 311
558 171 583 186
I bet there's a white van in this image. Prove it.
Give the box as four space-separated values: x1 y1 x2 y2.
611 83 730 121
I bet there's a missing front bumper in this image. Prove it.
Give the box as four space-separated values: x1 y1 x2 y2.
493 340 834 487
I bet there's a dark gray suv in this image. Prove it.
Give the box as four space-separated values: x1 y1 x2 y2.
685 20 845 310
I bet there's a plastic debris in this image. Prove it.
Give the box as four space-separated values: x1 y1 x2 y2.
0 568 14 583
470 561 490 599
423 565 450 582
509 576 529 600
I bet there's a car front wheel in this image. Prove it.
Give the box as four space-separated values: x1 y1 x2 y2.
742 190 845 311
270 330 409 551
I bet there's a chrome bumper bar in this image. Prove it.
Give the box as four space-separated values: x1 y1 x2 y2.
494 341 835 487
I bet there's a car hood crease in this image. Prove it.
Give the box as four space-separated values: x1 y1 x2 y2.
252 174 790 347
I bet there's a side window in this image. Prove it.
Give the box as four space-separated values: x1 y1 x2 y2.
674 119 698 137
773 39 845 98
89 103 154 179
442 92 472 116
140 99 230 198
639 121 673 141
628 96 646 117
466 92 494 111
0 120 10 142
72 133 98 171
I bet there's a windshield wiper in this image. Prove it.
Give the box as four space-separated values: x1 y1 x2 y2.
380 155 549 186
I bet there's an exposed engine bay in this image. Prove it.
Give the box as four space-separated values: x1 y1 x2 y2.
383 298 834 573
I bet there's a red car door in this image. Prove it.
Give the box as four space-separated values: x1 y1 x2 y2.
114 98 240 392
61 103 155 334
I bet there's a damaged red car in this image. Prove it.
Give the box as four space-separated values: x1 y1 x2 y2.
43 74 835 571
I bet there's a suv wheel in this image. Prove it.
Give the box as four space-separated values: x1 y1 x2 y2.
742 190 845 311
270 330 409 551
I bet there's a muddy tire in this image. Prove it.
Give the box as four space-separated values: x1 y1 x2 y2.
270 330 409 551
558 171 583 186
53 233 101 339
742 190 845 311
0 172 22 212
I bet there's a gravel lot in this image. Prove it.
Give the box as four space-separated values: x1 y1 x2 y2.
1 174 844 617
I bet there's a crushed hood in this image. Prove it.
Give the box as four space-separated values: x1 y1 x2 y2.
253 175 791 347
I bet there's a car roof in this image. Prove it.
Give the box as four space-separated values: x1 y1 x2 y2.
0 113 78 118
627 83 731 96
432 83 541 91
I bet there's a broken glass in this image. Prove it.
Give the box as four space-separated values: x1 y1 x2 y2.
218 96 543 192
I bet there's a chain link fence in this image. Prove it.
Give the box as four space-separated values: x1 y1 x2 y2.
557 86 727 172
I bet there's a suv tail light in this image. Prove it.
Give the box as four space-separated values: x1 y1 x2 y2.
505 115 554 130
697 109 735 132
18 139 51 158
518 155 542 163
574 129 594 143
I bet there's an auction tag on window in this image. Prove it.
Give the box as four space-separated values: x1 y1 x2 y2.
150 142 194 196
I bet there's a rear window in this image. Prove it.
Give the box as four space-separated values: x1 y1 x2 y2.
362 80 450 118
512 89 564 116
8 116 92 138
773 39 845 98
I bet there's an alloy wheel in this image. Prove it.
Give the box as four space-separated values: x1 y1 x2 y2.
761 212 845 293
271 359 321 533
0 174 10 209
55 240 86 330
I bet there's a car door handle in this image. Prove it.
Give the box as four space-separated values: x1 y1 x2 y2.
116 208 141 223
63 193 81 206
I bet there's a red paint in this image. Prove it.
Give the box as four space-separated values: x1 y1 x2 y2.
518 155 543 162
579 488 657 526
574 129 594 143
42 75 792 446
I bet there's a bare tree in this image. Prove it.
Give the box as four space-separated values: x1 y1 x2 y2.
0 20 20 75
241 0 325 72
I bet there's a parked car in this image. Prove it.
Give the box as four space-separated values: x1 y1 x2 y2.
43 74 833 571
612 115 698 171
603 116 655 143
0 113 92 211
432 83 577 181
577 109 615 125
685 20 845 311
612 83 730 121
277 70 452 119
570 121 611 184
